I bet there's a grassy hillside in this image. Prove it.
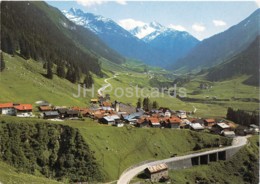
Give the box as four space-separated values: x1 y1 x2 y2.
1 52 259 118
0 53 89 106
206 36 259 86
169 136 259 184
0 116 231 181
0 161 61 184
0 120 103 182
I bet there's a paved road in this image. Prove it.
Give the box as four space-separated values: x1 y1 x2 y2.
97 74 118 96
117 136 248 184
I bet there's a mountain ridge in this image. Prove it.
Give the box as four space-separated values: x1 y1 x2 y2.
63 8 199 67
172 8 260 72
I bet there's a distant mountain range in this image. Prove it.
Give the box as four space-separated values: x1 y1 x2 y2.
206 36 259 86
1 2 125 77
63 8 199 67
172 9 260 73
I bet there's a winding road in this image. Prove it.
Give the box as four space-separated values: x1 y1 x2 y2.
117 136 248 184
97 74 118 97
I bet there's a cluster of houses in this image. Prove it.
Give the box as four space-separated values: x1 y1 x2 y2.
0 102 34 117
0 99 259 137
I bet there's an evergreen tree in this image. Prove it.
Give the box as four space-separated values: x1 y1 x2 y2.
46 61 53 79
19 37 30 60
66 68 73 82
4 34 14 55
152 101 159 109
0 52 5 72
57 65 65 78
43 62 47 69
66 67 78 83
83 72 94 88
143 97 151 111
136 98 142 108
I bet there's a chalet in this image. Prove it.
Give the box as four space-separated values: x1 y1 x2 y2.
144 163 169 182
115 120 124 127
167 116 181 128
245 124 259 135
149 118 161 128
249 124 259 134
90 99 99 104
102 101 111 107
223 131 236 138
99 115 120 125
0 103 16 115
164 110 171 117
124 112 144 125
38 106 52 112
15 104 33 117
176 110 187 119
65 110 79 118
57 108 69 119
204 119 216 127
115 102 136 114
212 123 231 134
136 118 150 128
43 111 59 119
189 123 205 131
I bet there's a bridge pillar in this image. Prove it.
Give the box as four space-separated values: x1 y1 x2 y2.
191 156 200 166
218 151 226 160
200 155 208 165
209 153 218 162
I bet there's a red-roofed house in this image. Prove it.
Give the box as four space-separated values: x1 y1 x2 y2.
149 117 161 128
0 103 16 115
14 104 33 117
204 119 216 127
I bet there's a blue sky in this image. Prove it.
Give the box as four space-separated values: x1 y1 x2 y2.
47 1 259 40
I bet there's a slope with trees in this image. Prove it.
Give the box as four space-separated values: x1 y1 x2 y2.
1 1 125 80
0 121 103 182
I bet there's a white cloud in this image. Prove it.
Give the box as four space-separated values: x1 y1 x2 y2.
76 0 127 7
256 0 260 8
115 0 127 5
76 0 105 7
192 23 206 32
213 20 227 27
168 24 186 31
118 18 146 30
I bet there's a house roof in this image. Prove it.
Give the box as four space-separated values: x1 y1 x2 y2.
223 131 235 136
39 106 52 111
149 118 160 124
90 99 98 102
190 123 204 130
57 108 69 114
168 116 181 123
124 112 143 121
204 119 215 123
147 163 168 173
44 111 59 116
102 101 111 107
14 104 33 111
217 123 230 129
0 103 14 108
103 115 120 122
66 110 79 115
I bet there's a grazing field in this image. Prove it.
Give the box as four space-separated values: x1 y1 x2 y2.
0 116 231 181
0 161 61 184
1 53 258 118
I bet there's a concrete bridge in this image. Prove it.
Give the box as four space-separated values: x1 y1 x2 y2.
117 136 248 184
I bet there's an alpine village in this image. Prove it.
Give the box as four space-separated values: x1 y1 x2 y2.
0 1 259 184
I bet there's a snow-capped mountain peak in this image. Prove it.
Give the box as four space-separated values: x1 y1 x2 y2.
129 21 165 39
63 8 115 34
